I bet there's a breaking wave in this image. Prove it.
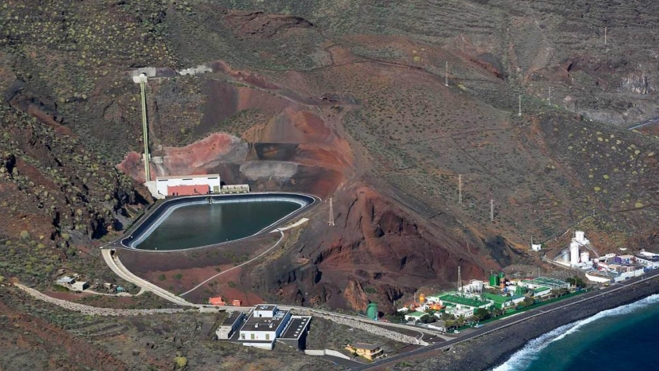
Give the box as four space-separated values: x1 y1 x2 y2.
492 293 659 371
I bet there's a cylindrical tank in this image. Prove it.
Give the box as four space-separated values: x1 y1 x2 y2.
570 241 580 266
515 286 528 295
418 293 426 303
366 303 378 320
489 274 500 287
580 252 590 263
499 272 505 280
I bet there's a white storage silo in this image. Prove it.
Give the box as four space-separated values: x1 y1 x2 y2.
580 251 590 264
570 241 580 266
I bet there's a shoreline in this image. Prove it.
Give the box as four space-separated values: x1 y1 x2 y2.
365 270 659 371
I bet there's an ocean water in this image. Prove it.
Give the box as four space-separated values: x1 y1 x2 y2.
493 293 659 371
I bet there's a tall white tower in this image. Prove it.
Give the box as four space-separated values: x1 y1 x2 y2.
570 241 580 266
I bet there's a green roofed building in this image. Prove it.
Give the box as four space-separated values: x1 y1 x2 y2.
519 277 570 290
482 293 526 309
439 294 493 317
532 287 552 298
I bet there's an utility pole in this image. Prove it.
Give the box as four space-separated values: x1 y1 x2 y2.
518 95 522 117
490 199 494 222
135 73 151 182
458 174 462 205
445 61 449 87
457 266 462 292
604 27 607 46
328 197 335 226
548 87 552 105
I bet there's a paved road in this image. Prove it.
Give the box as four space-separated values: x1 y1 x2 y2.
628 115 659 131
101 248 195 307
101 247 436 344
14 283 188 316
351 269 659 370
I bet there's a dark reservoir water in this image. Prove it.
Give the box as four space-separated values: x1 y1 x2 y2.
136 201 300 250
493 293 659 371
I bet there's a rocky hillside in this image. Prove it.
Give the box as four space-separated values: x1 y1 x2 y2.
1 0 659 314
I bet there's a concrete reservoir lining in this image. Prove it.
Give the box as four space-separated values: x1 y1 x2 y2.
121 193 316 251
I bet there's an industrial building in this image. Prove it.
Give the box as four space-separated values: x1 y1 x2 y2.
487 272 507 288
555 231 598 268
482 293 525 309
278 316 311 350
219 304 311 350
239 304 291 349
634 250 659 269
437 294 493 317
589 253 647 283
216 312 246 340
155 174 221 197
460 279 484 294
531 287 552 298
518 277 571 290
404 311 428 322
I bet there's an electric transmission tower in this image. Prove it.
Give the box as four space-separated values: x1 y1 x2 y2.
328 198 335 226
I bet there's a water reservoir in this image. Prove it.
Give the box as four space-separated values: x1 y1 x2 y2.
121 193 315 251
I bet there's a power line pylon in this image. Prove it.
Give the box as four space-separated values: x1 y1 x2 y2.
328 197 335 226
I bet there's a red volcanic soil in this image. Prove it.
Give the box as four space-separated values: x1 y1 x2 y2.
117 133 243 182
117 71 353 196
180 266 265 306
247 184 501 312
119 233 280 301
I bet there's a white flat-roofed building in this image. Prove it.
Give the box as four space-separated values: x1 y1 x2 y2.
253 304 278 318
239 305 292 350
155 174 221 197
634 250 659 269
71 281 89 292
56 276 75 285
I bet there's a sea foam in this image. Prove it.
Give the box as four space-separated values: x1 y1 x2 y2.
492 293 659 371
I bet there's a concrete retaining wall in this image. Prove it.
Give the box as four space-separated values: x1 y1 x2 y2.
304 349 351 360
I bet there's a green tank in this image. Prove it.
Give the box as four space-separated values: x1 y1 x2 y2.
366 303 378 320
515 286 528 295
489 274 499 287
